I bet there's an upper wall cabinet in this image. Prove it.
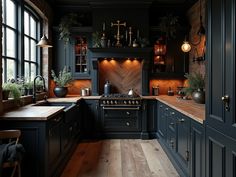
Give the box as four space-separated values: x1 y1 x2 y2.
53 27 93 79
206 0 235 139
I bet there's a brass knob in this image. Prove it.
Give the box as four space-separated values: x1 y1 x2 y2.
126 122 130 126
178 118 185 123
222 95 229 102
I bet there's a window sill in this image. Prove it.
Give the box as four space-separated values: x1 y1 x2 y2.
2 92 47 112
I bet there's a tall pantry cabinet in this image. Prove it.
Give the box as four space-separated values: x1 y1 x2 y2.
206 0 236 176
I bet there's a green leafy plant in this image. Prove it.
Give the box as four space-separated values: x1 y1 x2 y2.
2 82 22 101
51 67 73 87
92 31 101 48
24 81 34 90
184 72 205 96
158 14 179 40
59 13 79 45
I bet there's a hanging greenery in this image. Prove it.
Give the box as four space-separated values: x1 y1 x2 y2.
158 14 180 40
59 13 79 45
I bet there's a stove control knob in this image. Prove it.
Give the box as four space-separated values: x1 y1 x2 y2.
106 101 110 104
132 101 135 104
128 100 131 104
124 100 127 104
114 100 118 104
110 101 113 104
136 101 139 104
103 101 106 104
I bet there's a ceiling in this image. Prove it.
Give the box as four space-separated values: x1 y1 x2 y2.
48 0 198 8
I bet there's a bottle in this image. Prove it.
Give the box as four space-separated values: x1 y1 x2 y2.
167 87 174 96
104 80 111 96
152 85 159 96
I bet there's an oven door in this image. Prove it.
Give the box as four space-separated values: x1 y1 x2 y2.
101 106 141 132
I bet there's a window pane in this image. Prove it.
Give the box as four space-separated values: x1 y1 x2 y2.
30 40 36 62
6 28 16 58
7 59 15 81
30 16 36 38
24 11 29 35
2 0 5 24
31 64 36 80
6 0 16 28
2 59 5 83
24 37 29 60
2 28 5 56
24 62 30 81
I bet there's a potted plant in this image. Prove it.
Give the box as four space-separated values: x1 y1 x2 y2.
24 81 34 95
2 82 22 101
184 72 205 104
51 66 72 97
59 13 78 46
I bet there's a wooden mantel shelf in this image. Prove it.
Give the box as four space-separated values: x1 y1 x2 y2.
89 47 153 59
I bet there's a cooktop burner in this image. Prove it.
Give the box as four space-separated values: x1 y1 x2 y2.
102 93 140 99
100 93 141 106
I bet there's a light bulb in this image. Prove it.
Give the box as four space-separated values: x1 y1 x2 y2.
181 41 191 52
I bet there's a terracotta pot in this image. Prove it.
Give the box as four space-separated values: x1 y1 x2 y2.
192 89 205 104
53 87 68 98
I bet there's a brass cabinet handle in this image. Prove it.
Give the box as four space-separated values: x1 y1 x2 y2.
178 118 185 123
126 122 130 126
222 95 230 111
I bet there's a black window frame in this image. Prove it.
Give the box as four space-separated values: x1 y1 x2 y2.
1 0 42 83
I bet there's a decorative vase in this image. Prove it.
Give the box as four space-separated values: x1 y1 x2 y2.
53 87 68 98
192 88 205 104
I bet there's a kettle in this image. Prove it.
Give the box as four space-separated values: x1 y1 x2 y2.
128 88 138 97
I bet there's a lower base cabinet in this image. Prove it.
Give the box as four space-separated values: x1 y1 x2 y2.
0 103 81 177
157 101 205 177
206 126 236 177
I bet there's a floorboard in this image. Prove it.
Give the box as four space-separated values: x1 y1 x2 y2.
60 139 180 177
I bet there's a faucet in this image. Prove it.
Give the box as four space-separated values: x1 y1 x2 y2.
33 75 46 103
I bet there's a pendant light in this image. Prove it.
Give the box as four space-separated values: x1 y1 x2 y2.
36 0 53 48
181 0 205 52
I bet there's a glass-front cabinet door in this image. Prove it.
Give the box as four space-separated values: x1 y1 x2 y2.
71 33 91 79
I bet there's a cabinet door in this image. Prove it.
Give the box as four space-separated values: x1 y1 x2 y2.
47 114 63 175
206 0 235 139
157 102 167 140
82 99 100 138
71 33 91 79
206 126 236 177
191 120 205 177
146 99 157 133
176 113 190 176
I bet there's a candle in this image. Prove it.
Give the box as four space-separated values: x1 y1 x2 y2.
137 30 139 39
102 22 105 31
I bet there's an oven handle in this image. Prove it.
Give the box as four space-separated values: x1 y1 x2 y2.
102 107 140 110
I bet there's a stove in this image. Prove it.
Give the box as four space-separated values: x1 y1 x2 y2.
100 93 142 107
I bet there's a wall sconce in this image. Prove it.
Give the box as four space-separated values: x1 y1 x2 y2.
181 0 205 53
36 1 53 48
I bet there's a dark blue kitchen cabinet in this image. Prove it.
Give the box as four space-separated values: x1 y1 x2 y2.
206 0 235 140
142 99 157 138
81 99 100 138
53 27 93 79
206 126 236 177
191 120 205 177
0 102 81 177
176 113 191 177
206 0 235 176
157 101 167 140
157 101 205 177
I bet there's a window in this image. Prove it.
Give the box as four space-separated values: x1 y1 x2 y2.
2 0 41 83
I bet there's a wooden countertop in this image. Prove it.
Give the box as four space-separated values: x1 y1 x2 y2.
0 106 64 121
48 95 101 102
155 95 205 124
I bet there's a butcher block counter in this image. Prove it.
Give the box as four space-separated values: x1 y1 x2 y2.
0 105 65 121
156 95 205 124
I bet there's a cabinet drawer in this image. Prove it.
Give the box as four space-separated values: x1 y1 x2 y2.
103 109 139 117
103 118 141 131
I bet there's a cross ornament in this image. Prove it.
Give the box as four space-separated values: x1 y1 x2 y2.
111 20 126 47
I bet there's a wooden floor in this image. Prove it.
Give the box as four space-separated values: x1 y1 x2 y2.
61 139 180 177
